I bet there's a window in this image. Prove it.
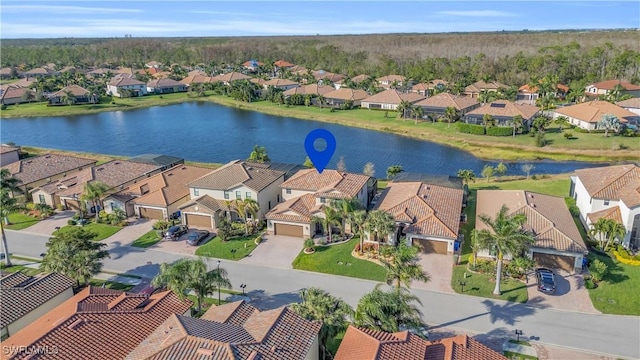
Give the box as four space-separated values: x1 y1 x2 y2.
246 192 251 199
277 194 280 202
194 188 200 196
286 189 292 194
38 194 46 204
110 202 119 211
236 191 241 199
320 197 326 204
224 190 230 199
604 200 610 206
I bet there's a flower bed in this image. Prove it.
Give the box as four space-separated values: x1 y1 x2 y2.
613 247 640 266
314 233 354 246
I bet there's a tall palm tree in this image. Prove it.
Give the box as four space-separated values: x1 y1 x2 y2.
354 285 423 333
396 100 412 119
291 287 354 360
312 206 342 242
247 145 270 163
475 205 535 295
456 169 476 185
0 190 24 266
1 168 21 201
511 115 524 137
411 106 424 124
443 106 460 128
81 181 111 222
379 243 430 292
223 200 234 222
351 210 368 254
331 198 361 234
234 198 260 235
482 114 496 127
364 210 396 244
589 218 626 251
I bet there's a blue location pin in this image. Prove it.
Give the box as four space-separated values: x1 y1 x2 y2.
304 129 336 174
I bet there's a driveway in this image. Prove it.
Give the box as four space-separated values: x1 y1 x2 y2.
526 270 599 314
239 234 302 269
413 253 454 293
102 218 153 245
147 229 213 255
22 210 75 235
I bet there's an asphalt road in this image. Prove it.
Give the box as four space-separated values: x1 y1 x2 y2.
5 229 640 359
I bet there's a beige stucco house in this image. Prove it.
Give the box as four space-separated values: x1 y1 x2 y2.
552 100 639 131
360 89 425 111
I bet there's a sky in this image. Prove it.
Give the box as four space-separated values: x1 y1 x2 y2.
1 1 638 39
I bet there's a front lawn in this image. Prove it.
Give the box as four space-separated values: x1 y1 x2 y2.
0 264 44 276
586 252 640 315
291 238 386 282
194 233 259 260
5 213 40 230
54 222 121 241
131 230 162 248
451 263 528 303
87 279 134 292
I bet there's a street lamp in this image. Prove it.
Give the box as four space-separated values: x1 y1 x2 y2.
240 283 247 295
74 194 82 219
515 329 523 342
217 260 221 305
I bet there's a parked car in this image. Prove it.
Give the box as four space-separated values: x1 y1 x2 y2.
535 268 556 294
186 230 210 246
164 225 189 241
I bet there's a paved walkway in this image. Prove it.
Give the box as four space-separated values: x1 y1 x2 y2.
102 218 152 245
239 234 301 269
21 210 75 235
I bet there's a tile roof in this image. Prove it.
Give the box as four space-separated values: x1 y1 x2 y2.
127 300 321 360
263 78 299 87
362 89 425 105
554 101 637 123
589 80 640 91
86 68 113 76
187 69 208 77
281 169 370 199
518 83 568 93
48 85 90 98
2 154 96 185
476 190 586 253
274 60 295 67
24 67 56 76
349 74 371 84
324 88 369 101
575 164 640 208
1 272 75 329
146 78 184 88
179 194 226 214
376 75 406 83
414 93 479 111
4 286 192 360
266 193 324 223
313 71 346 82
1 87 34 101
109 77 146 86
616 97 640 108
211 72 252 83
188 160 285 192
374 182 464 240
466 100 539 119
335 325 507 360
2 78 34 89
283 83 333 96
1 144 20 154
242 60 265 67
465 81 509 93
587 206 623 225
179 74 213 85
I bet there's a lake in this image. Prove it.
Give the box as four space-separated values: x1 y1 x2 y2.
0 102 604 176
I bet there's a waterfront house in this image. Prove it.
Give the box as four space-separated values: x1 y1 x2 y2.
464 100 539 127
283 83 334 98
360 89 425 111
516 83 569 105
323 88 369 108
0 87 36 106
585 80 640 98
552 100 638 131
47 85 98 105
179 74 212 87
463 80 509 98
0 145 20 167
409 79 448 96
146 78 187 94
107 77 148 97
414 92 480 116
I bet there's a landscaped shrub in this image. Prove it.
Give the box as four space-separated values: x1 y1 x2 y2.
584 276 597 289
457 123 485 135
67 219 77 226
535 132 546 147
472 259 497 277
589 259 609 283
72 213 80 221
230 222 245 236
564 197 580 217
486 126 513 136
56 204 64 211
613 246 640 266
564 132 573 139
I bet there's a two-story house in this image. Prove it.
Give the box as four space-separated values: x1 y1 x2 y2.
107 77 148 97
585 80 640 98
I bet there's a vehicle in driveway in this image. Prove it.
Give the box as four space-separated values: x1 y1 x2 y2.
164 225 189 241
186 230 210 246
536 268 556 294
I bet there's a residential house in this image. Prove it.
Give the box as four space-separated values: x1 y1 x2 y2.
323 88 369 108
115 67 135 76
585 80 640 98
360 89 425 111
283 84 334 98
187 69 208 77
335 74 371 89
552 100 639 131
211 72 252 85
370 181 464 253
335 325 507 360
242 60 264 72
0 145 20 166
47 85 98 105
0 272 75 340
179 74 213 87
144 60 162 69
616 97 640 116
179 161 287 229
262 78 300 91
0 87 36 105
516 83 569 105
126 300 321 360
0 67 15 79
476 190 587 273
463 80 509 98
0 78 34 91
128 154 184 170
464 100 539 127
414 92 480 116
23 67 57 79
570 164 640 250
289 65 308 75
266 169 372 238
1 154 97 200
376 75 406 89
409 79 449 96
104 165 211 220
312 70 346 84
273 59 295 69
146 78 187 94
107 77 148 97
86 68 113 78
3 286 192 360
30 160 162 211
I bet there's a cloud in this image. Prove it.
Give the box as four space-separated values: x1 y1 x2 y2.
1 5 141 14
438 10 516 17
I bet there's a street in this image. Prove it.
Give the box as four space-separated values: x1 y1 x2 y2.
5 229 640 359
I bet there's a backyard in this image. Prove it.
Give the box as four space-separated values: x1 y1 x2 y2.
5 213 40 230
194 233 259 260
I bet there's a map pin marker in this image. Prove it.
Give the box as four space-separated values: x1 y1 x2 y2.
304 129 336 174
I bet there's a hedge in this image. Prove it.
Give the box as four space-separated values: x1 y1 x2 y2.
486 126 514 136
457 123 485 135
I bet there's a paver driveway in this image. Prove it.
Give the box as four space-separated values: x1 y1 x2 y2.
22 210 75 235
526 270 599 314
103 218 152 245
413 253 454 293
239 234 302 269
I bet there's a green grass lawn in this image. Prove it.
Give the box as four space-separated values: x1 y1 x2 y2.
131 230 162 248
451 264 529 303
5 212 40 230
291 238 386 282
87 279 134 292
0 264 44 276
586 252 640 315
195 233 259 260
54 222 121 241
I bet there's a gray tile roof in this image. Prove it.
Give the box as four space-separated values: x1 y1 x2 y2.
189 160 285 192
2 154 97 185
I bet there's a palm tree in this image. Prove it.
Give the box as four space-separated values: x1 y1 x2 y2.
351 210 368 254
291 287 354 360
470 229 481 269
61 90 76 105
312 206 342 242
482 113 496 127
152 258 231 314
397 100 412 119
589 218 626 251
443 106 460 128
0 190 24 266
554 116 570 131
247 145 270 163
223 200 234 222
234 198 259 235
511 115 523 137
481 165 494 182
475 205 535 295
354 285 423 333
386 165 404 180
379 243 430 292
330 198 361 235
81 181 111 222
364 210 396 244
456 169 476 185
411 106 424 124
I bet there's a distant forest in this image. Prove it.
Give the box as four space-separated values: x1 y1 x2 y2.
2 30 639 87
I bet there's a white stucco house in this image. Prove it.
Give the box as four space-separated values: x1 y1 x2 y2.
553 100 639 131
107 77 148 97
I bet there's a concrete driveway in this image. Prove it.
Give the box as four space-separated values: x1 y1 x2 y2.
413 253 454 293
239 234 302 269
148 229 214 256
21 210 75 235
526 270 599 314
102 218 153 245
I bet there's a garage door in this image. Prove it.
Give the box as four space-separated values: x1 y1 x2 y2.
65 200 80 211
533 253 575 272
413 239 448 254
185 214 213 228
139 207 164 220
274 223 304 238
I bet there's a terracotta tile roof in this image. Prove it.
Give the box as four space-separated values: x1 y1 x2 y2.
575 164 640 208
127 301 321 360
464 81 509 93
2 78 34 88
1 272 75 329
374 182 463 240
0 67 13 75
589 79 640 91
1 144 19 154
616 97 640 108
274 60 295 67
466 100 539 119
518 83 568 93
146 78 183 88
476 190 586 253
49 84 90 98
4 286 192 360
411 80 448 92
313 70 346 82
415 93 479 111
187 69 208 77
362 89 425 105
189 160 285 192
335 325 506 360
376 75 406 83
281 169 370 199
250 78 267 86
242 60 265 67
179 194 225 214
2 154 96 186
115 67 135 75
109 77 146 86
179 74 213 85
200 300 258 325
587 206 623 225
349 74 371 84
1 87 34 101
324 88 369 101
266 193 323 223
211 72 252 83
554 101 637 123
288 65 308 74
283 83 333 96
24 67 56 76
263 78 299 87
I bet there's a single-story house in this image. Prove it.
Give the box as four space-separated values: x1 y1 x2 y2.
585 79 640 98
144 61 162 69
334 74 372 89
179 75 213 86
376 75 406 88
476 190 587 273
464 100 539 127
187 69 208 77
552 100 639 130
114 67 135 76
86 68 113 78
323 88 369 108
313 70 346 84
273 59 295 69
107 77 148 97
414 92 480 116
242 60 264 72
571 164 640 249
128 154 184 170
0 145 20 166
515 83 569 105
463 81 509 98
282 83 334 97
0 87 35 105
211 72 252 85
409 79 448 96
23 67 57 78
262 78 299 91
616 97 640 116
146 78 187 94
47 85 98 105
0 67 22 79
360 89 425 111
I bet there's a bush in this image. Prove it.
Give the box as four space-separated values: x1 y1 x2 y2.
473 259 497 277
231 222 245 236
457 123 486 135
0 104 6 110
589 259 609 283
564 132 573 139
304 238 315 250
585 277 597 289
486 126 514 136
564 197 580 217
613 246 640 266
67 219 77 226
72 213 80 220
26 202 36 210
56 204 64 211
535 132 546 147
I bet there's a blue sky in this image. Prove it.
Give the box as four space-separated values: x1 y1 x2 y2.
1 1 638 38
